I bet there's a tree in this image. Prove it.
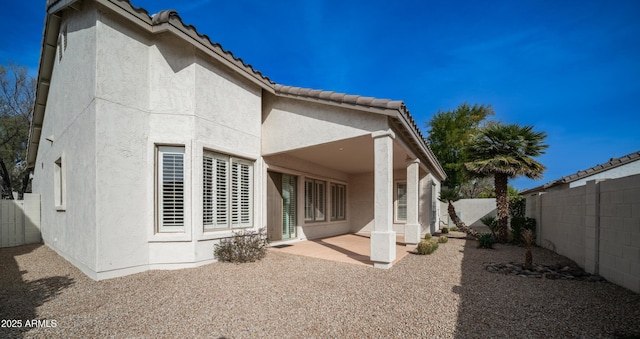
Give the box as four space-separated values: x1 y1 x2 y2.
0 63 35 199
464 123 548 243
439 188 478 238
426 103 494 189
427 103 494 238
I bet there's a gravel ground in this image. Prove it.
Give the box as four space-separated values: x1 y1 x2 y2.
1 236 639 338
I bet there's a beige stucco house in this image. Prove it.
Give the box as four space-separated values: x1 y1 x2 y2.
27 0 446 280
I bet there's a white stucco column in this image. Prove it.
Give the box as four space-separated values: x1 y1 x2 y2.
405 158 421 246
370 129 396 269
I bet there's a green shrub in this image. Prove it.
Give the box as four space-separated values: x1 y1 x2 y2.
510 217 536 244
214 228 269 263
449 226 459 232
480 215 498 238
417 239 439 255
441 227 449 234
424 233 432 240
509 195 526 218
438 236 448 244
477 233 495 249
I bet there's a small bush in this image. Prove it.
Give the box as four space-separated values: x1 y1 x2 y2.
449 226 459 232
417 239 439 255
424 233 432 240
438 236 448 244
214 228 269 263
441 227 449 234
480 215 498 238
477 233 495 249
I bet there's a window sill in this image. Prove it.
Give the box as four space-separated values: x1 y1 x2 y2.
149 231 191 243
55 206 66 212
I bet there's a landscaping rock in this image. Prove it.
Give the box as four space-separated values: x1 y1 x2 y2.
484 261 604 282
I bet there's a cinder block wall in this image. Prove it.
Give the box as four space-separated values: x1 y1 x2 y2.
526 174 640 293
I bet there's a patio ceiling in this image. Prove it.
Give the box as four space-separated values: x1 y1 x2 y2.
278 135 412 174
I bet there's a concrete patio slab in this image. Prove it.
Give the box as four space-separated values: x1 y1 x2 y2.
269 233 413 267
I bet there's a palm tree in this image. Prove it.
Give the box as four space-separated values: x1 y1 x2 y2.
439 187 479 239
464 123 548 243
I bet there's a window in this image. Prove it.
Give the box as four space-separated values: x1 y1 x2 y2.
331 183 346 220
54 156 65 210
396 182 407 221
157 146 185 232
203 151 253 230
304 178 326 222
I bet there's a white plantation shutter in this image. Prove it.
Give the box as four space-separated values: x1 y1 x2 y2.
314 180 325 221
158 146 185 232
397 182 407 221
203 155 214 227
203 151 253 230
215 156 228 227
231 160 252 228
304 179 314 221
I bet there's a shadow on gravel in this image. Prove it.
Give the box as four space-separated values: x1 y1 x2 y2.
0 244 74 338
452 239 640 338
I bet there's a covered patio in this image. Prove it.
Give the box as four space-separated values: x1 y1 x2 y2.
269 233 414 267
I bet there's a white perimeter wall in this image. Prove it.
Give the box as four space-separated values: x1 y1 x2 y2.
526 174 640 293
440 198 497 228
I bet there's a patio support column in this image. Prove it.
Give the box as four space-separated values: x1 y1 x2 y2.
370 129 396 269
405 158 421 246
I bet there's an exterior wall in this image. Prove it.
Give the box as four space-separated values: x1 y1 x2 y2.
32 5 99 279
36 5 265 279
441 199 497 228
526 175 640 293
265 154 350 240
569 161 640 188
261 93 387 155
349 169 440 235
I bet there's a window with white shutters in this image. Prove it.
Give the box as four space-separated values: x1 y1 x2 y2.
331 183 346 221
304 178 326 222
203 151 253 230
157 146 185 232
396 182 407 221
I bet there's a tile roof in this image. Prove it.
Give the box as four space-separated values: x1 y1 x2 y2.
28 0 447 180
521 150 640 194
137 7 275 86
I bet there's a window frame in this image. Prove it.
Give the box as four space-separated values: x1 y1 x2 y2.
395 181 407 223
156 146 186 233
202 150 254 231
330 183 346 221
54 155 66 211
304 178 327 222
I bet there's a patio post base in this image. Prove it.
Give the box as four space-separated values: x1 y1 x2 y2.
373 262 393 269
404 223 421 245
370 230 396 267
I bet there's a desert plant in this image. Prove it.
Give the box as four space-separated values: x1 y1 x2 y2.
441 227 449 234
439 188 479 239
509 195 526 218
438 236 449 244
510 217 536 244
450 226 459 232
522 229 535 269
213 228 269 263
424 233 432 240
417 239 439 255
480 215 498 238
477 233 495 249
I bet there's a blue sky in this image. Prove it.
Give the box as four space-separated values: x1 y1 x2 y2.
3 0 639 190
